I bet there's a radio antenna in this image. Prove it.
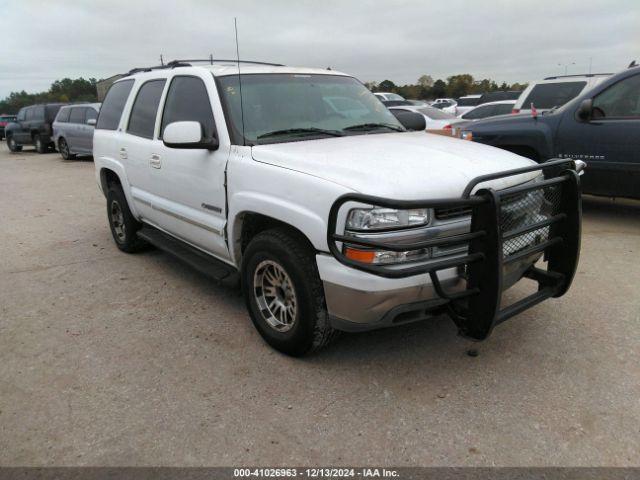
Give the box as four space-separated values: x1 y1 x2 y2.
234 18 246 146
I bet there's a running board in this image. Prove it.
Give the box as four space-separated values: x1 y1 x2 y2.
137 226 238 285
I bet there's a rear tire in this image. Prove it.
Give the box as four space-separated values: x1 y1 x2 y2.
7 135 22 152
34 134 47 154
58 138 75 160
106 184 145 253
242 228 337 356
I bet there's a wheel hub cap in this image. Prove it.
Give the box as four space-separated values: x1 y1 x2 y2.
110 200 126 242
253 260 297 332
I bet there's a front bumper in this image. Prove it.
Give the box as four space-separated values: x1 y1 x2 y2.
324 159 582 340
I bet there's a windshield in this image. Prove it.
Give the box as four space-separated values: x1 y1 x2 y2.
417 106 455 119
217 74 403 145
385 93 404 101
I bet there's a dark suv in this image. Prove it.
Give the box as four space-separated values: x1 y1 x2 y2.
5 103 67 153
462 66 640 199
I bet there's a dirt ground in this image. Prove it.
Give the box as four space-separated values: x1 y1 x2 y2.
1 144 639 467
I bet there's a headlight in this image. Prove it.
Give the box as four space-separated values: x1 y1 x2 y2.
346 207 430 231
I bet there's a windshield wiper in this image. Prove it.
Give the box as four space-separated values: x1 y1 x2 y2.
257 127 344 140
342 123 405 132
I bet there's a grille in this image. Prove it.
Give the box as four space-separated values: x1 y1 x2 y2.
500 183 563 257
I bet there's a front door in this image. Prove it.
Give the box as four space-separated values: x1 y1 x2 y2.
557 72 640 199
148 74 230 260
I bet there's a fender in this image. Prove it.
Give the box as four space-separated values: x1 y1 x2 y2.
96 156 141 219
227 191 329 265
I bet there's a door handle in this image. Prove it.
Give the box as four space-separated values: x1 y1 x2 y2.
149 154 162 169
119 147 128 159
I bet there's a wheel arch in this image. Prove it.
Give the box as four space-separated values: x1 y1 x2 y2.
97 165 141 219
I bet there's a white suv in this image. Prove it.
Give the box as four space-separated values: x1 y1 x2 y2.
94 59 583 356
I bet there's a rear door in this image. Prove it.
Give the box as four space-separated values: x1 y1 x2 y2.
14 108 28 142
556 72 640 198
68 107 85 150
82 107 98 152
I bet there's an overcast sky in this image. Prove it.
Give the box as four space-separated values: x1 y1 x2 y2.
1 0 638 99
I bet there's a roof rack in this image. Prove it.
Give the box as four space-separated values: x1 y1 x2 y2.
543 73 613 80
125 58 284 76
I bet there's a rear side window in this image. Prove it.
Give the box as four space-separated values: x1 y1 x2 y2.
463 105 496 120
127 79 166 139
56 108 71 123
17 109 26 121
86 108 98 121
96 80 134 130
45 105 62 122
494 103 514 115
25 108 34 120
160 76 215 139
34 106 45 120
69 108 85 124
521 82 586 109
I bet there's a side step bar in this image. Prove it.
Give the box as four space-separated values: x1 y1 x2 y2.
137 226 238 285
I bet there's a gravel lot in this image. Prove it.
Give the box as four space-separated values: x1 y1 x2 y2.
1 143 639 467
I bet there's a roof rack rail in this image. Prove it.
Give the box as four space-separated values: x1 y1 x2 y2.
125 58 284 76
543 73 613 80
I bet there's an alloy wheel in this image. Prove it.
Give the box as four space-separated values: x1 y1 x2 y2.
253 260 298 332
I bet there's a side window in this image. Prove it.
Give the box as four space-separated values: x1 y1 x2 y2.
127 79 166 139
25 108 34 120
96 80 134 130
86 108 98 122
160 76 215 139
69 108 85 124
17 108 26 121
592 74 640 119
463 105 494 120
34 105 45 120
57 108 71 123
494 104 514 116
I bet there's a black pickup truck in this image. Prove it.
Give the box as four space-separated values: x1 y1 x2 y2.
462 66 640 199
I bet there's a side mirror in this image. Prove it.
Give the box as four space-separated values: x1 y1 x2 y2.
576 98 593 121
86 118 97 126
163 121 219 150
390 111 426 131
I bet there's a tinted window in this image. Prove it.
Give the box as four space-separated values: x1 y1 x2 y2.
45 105 63 122
56 108 71 123
456 97 481 106
127 80 166 138
17 109 26 121
521 81 586 109
494 103 514 115
96 80 134 130
25 108 34 120
161 76 214 139
34 106 45 119
86 108 98 121
592 74 640 118
462 105 496 120
69 107 85 124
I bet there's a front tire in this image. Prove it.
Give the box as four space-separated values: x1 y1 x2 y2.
7 135 22 152
106 184 145 253
242 228 337 356
34 134 47 154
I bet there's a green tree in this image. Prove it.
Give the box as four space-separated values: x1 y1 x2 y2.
418 75 434 88
0 77 98 114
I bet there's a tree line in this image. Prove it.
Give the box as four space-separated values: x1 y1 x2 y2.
0 78 98 114
365 74 528 100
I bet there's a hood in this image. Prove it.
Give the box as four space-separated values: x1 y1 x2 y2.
251 132 539 200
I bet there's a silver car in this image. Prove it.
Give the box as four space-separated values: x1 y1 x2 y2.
52 103 101 159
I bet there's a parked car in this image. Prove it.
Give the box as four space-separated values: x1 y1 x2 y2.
5 103 67 153
478 90 523 103
454 95 483 116
388 104 464 130
458 100 516 120
94 59 583 356
513 73 612 115
374 92 405 102
461 65 639 199
0 114 17 140
52 103 101 159
430 98 457 115
407 99 429 106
